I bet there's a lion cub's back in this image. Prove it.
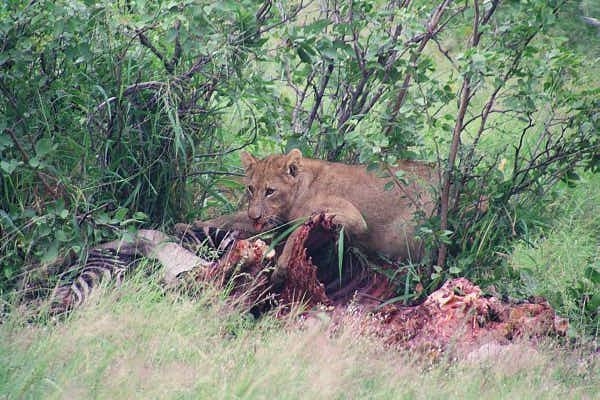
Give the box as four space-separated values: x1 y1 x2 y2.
307 158 437 259
308 158 437 210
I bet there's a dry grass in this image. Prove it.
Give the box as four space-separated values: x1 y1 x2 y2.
1 271 599 400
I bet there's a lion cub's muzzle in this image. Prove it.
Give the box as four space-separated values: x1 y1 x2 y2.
251 215 284 232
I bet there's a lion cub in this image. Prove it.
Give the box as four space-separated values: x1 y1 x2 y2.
178 149 438 273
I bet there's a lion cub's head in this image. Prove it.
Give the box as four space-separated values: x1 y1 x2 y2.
240 149 303 231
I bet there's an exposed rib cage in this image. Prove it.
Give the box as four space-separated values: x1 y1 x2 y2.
51 248 139 313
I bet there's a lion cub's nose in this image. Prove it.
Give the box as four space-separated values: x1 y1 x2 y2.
248 207 262 221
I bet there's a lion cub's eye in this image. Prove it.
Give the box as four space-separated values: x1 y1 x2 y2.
265 187 276 197
247 185 255 196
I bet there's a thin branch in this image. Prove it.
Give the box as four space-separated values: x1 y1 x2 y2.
196 114 259 158
257 0 313 35
384 165 421 210
256 0 272 24
465 27 539 167
93 81 167 112
177 54 212 81
510 142 600 196
437 71 471 267
180 170 246 179
437 0 483 268
135 29 172 72
305 63 334 135
582 16 600 28
384 0 453 137
5 126 30 164
432 36 457 70
482 0 500 25
290 68 315 134
169 20 182 71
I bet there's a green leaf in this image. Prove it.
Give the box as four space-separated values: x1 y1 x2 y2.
585 293 600 313
55 229 70 242
133 211 148 221
264 218 306 257
96 212 110 224
37 223 51 238
0 133 11 151
35 138 54 157
297 46 312 64
585 266 600 285
376 292 419 309
28 157 40 168
304 19 330 34
321 46 338 60
0 159 19 174
114 207 129 222
40 242 59 265
0 209 17 231
394 170 408 185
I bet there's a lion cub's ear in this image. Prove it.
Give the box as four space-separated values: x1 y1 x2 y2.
285 148 303 177
240 151 257 171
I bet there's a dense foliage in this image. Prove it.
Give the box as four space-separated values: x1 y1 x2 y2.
1 0 599 332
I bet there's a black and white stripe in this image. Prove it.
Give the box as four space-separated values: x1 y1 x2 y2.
178 226 239 257
51 248 139 312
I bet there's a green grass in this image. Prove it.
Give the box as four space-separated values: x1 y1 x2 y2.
509 173 600 337
1 268 599 399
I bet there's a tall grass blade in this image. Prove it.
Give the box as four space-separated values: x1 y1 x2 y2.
338 226 344 284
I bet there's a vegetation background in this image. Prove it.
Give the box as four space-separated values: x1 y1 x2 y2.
1 0 599 397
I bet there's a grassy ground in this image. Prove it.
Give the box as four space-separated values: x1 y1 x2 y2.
509 173 600 337
1 268 599 400
1 174 599 400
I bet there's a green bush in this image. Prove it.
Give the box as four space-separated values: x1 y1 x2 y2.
1 0 599 324
509 174 600 337
0 0 278 290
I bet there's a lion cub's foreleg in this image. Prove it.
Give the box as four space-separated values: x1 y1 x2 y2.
174 211 259 238
273 198 368 284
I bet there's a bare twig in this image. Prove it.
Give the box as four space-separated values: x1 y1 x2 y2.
93 81 167 112
170 20 182 71
291 68 315 135
135 23 182 75
256 0 272 24
461 28 539 179
195 112 259 158
384 165 422 210
582 16 600 28
179 170 246 179
432 36 457 69
437 0 484 268
136 29 170 71
384 0 453 137
257 0 312 35
305 63 334 135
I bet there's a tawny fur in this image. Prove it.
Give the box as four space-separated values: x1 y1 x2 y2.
177 149 438 272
